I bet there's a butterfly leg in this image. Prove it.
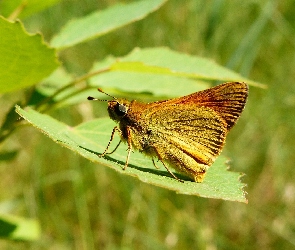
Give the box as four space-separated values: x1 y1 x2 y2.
106 140 121 155
123 126 132 170
152 158 160 169
154 148 184 183
99 126 120 157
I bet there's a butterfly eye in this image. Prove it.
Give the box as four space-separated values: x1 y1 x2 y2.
116 103 128 116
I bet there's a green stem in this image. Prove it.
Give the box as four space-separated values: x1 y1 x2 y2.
36 67 110 113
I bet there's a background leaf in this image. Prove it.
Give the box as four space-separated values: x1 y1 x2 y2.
37 46 261 108
88 47 263 99
16 106 247 203
115 47 263 86
0 17 59 93
50 0 168 49
0 0 60 19
0 214 40 241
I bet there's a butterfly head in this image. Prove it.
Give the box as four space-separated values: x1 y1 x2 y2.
87 88 130 122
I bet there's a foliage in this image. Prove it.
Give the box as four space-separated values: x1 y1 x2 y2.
0 0 295 249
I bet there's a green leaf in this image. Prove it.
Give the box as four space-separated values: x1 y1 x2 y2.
35 47 262 110
0 17 59 93
0 214 40 241
16 106 247 203
111 47 265 87
86 47 263 100
89 71 210 98
0 0 60 19
50 0 168 49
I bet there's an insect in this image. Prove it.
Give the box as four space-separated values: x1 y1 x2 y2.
87 82 248 182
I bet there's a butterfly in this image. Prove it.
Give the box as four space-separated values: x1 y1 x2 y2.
88 82 248 182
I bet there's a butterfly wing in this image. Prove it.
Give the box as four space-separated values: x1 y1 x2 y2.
142 105 228 182
160 82 249 130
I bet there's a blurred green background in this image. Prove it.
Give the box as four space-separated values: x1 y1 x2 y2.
1 0 295 249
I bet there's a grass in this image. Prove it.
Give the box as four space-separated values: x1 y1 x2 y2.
1 0 295 249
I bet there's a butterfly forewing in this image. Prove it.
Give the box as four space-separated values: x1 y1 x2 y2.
165 82 248 130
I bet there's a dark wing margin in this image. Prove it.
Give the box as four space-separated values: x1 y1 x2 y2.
177 82 249 130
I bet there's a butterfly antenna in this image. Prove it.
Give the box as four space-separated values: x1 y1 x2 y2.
87 88 117 102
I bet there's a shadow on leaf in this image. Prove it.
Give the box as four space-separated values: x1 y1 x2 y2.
79 145 192 182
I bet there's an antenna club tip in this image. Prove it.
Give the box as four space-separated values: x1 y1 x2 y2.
88 88 116 101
